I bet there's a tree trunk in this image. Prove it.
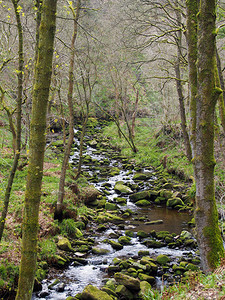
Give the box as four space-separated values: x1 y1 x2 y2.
186 0 198 157
175 62 192 161
55 0 81 221
194 0 224 273
175 5 192 162
15 1 57 299
0 0 23 242
75 113 88 180
131 89 139 139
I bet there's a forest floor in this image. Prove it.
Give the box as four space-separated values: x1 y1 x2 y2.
0 118 225 299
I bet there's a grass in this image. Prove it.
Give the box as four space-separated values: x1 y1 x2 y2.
103 119 194 179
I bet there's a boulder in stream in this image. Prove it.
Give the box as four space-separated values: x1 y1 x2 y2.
133 172 152 180
166 197 184 208
115 285 134 299
129 191 150 202
135 200 151 206
81 284 114 300
156 254 171 265
138 281 152 300
114 272 141 292
114 182 133 194
92 247 110 255
57 237 73 251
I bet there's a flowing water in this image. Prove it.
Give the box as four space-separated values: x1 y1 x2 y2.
32 130 193 299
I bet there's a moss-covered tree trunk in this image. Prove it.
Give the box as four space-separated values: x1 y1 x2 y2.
0 0 23 242
186 0 198 157
55 0 81 220
194 0 224 273
15 1 57 299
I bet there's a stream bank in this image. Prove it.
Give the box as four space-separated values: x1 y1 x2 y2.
32 121 199 300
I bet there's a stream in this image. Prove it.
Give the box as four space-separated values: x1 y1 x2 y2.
32 127 196 299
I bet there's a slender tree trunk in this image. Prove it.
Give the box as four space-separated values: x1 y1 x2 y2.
186 0 198 157
75 113 88 180
175 62 192 161
194 0 224 273
15 1 57 299
175 5 192 162
0 0 23 242
131 89 139 139
55 0 81 221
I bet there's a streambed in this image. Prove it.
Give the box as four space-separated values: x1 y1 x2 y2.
32 127 197 299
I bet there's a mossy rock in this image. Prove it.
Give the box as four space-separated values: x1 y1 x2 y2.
180 230 192 240
130 191 150 202
154 197 167 205
184 239 196 247
92 247 110 255
143 239 164 248
131 262 147 272
113 257 122 265
135 200 151 206
138 273 155 284
156 254 170 265
133 173 152 180
83 155 93 163
115 285 134 299
88 139 98 147
186 263 199 271
119 260 132 270
159 189 173 199
140 259 157 273
146 219 163 225
96 212 123 224
101 287 117 298
172 264 186 274
97 199 107 208
166 197 184 208
105 278 117 291
179 261 188 268
137 231 149 238
115 197 127 204
118 236 132 245
57 237 73 251
114 272 140 291
110 167 121 176
138 250 150 257
80 185 101 205
81 284 114 300
156 231 171 240
125 230 134 237
105 202 118 211
164 235 174 243
139 281 152 300
108 240 123 250
114 182 132 194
